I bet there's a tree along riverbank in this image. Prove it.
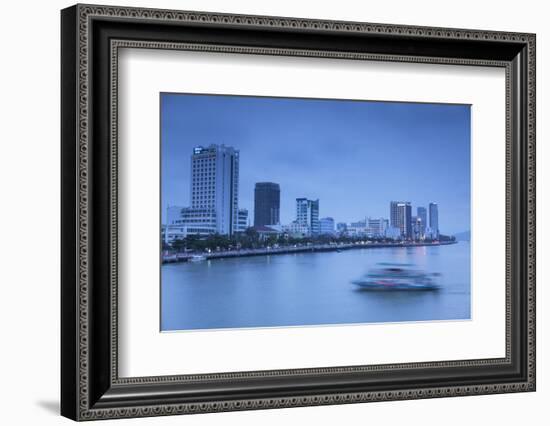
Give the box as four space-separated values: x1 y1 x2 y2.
162 240 458 264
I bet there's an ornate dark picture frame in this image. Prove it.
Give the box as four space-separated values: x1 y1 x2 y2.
61 4 536 421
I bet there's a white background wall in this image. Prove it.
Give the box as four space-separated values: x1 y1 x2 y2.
0 0 546 424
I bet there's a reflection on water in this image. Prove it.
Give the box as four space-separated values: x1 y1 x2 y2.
161 242 471 331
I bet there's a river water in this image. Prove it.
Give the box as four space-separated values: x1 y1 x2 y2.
161 242 471 331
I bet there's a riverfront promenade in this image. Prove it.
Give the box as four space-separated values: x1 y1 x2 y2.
162 240 457 264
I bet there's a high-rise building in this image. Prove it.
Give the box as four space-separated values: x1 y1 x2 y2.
417 207 427 237
390 201 412 238
403 204 413 238
296 198 320 235
390 201 400 229
188 144 240 236
254 182 280 227
429 202 439 238
411 215 424 240
319 217 335 235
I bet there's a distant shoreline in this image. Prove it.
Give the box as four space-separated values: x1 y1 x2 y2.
162 240 458 264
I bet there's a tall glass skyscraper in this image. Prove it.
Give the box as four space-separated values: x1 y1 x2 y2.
429 202 439 238
296 198 320 235
253 182 280 227
417 206 427 237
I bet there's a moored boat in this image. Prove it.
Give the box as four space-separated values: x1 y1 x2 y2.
189 254 207 262
162 253 178 263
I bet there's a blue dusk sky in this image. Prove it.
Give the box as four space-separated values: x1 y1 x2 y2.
161 93 471 234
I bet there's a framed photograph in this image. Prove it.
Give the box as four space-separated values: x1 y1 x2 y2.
61 4 536 421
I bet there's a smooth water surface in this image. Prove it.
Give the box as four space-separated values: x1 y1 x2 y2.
161 242 471 331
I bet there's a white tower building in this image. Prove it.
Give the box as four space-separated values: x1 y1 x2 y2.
189 144 240 236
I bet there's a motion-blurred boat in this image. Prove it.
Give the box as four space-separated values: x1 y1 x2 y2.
352 263 440 291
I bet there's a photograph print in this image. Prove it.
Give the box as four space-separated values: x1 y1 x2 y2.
160 93 471 332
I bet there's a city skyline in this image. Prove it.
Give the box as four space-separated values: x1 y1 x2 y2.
167 181 441 239
161 93 471 234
